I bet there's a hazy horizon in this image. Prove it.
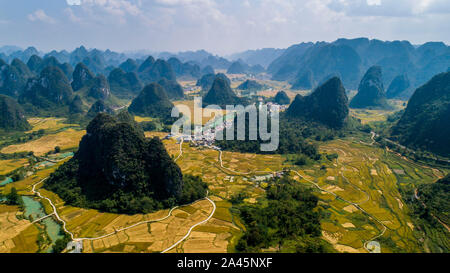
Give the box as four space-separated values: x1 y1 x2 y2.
0 0 449 56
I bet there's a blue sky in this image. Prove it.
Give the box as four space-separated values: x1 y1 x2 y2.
0 0 449 55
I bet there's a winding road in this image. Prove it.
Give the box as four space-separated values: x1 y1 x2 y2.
161 193 216 253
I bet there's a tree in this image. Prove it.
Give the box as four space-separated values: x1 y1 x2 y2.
54 146 61 153
6 187 21 205
11 172 24 182
53 234 71 253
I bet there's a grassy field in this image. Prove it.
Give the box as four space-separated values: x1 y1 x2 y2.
350 100 407 125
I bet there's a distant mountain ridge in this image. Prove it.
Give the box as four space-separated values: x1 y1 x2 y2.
267 38 450 92
228 48 285 68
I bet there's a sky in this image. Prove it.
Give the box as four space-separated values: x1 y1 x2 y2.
0 0 449 55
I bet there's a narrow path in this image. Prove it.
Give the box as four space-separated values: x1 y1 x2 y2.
31 177 216 250
32 178 76 240
32 213 54 223
161 193 216 253
174 138 184 162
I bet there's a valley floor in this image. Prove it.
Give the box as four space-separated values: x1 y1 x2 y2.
0 116 448 253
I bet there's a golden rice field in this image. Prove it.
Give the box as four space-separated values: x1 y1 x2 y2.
134 116 154 123
1 161 66 196
35 184 216 253
0 122 446 253
0 158 29 175
309 138 441 253
0 205 39 253
173 198 243 253
350 100 407 124
26 117 79 133
0 129 85 156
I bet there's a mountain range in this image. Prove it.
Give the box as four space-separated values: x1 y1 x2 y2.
267 38 450 93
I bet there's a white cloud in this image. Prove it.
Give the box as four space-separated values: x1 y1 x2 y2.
4 0 448 54
67 0 82 5
64 8 82 23
366 0 381 6
80 0 141 16
328 0 450 17
27 9 56 24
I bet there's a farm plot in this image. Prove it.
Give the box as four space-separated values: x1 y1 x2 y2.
313 139 436 253
0 205 39 253
1 129 85 156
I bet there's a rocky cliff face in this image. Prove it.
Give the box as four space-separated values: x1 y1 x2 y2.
196 73 230 91
273 91 291 105
87 100 113 117
157 78 184 100
87 75 111 100
237 80 264 91
72 63 94 91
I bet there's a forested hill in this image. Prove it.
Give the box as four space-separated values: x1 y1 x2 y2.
287 77 349 128
44 113 207 214
128 83 175 121
390 71 450 157
203 77 247 107
349 66 390 109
